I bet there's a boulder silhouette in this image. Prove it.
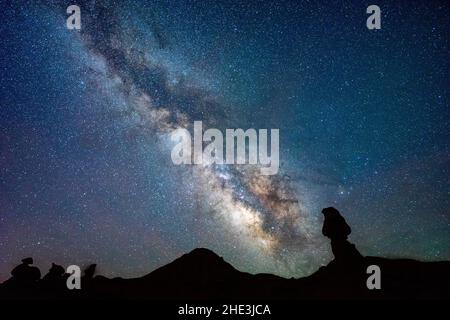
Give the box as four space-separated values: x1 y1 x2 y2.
322 207 351 240
41 263 68 292
8 257 41 289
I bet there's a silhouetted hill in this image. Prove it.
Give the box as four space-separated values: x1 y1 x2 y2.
88 248 292 300
143 247 240 282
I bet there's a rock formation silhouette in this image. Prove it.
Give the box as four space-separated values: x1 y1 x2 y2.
321 207 363 265
0 207 449 300
83 264 97 280
81 264 97 291
41 263 68 292
7 257 41 289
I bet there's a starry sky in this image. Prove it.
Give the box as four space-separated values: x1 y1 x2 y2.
0 0 449 281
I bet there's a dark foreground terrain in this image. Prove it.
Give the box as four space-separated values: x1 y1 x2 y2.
1 208 449 300
2 248 449 300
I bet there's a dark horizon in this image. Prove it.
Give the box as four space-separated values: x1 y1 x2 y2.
2 208 449 300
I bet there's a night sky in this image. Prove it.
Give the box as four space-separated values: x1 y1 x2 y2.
0 0 449 281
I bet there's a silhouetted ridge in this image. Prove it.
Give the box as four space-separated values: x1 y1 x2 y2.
1 207 449 300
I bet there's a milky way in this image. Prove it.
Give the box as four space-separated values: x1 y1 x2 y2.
74 1 324 273
1 1 449 281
